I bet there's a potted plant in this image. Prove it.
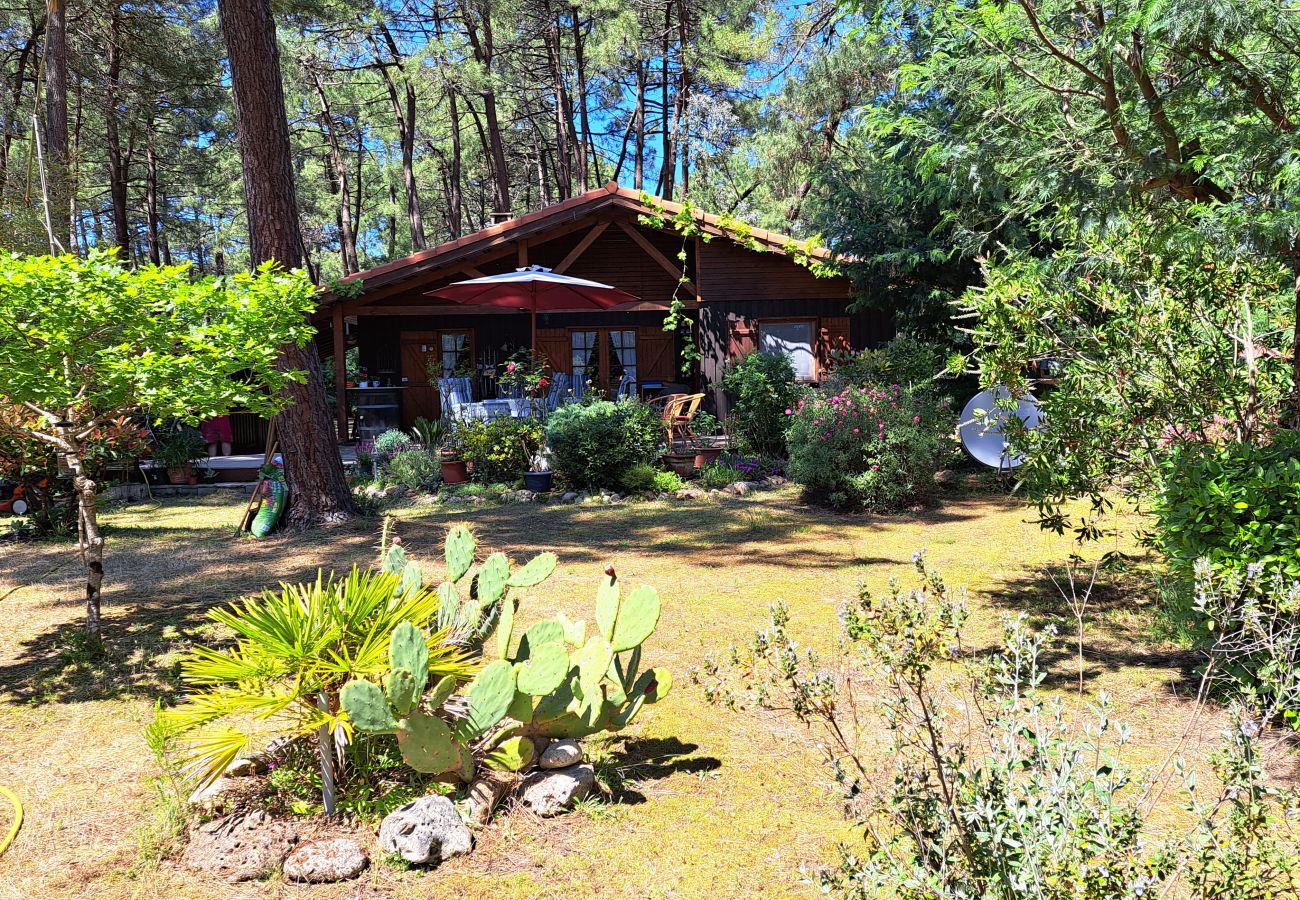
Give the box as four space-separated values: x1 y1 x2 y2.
154 429 208 484
690 411 727 468
663 448 696 478
523 445 553 493
439 428 469 485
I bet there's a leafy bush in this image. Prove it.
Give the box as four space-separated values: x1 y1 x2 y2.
785 382 953 511
720 352 803 457
824 333 951 392
158 567 476 810
1153 433 1300 582
386 449 441 492
697 462 737 490
621 463 684 494
372 429 413 473
694 555 1300 899
546 399 661 489
713 451 782 482
457 416 544 484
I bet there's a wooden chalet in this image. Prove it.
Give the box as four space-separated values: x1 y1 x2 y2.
313 182 893 441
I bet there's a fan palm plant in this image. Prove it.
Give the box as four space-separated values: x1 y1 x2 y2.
157 566 475 815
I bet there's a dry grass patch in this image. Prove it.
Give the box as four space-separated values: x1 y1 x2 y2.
0 487 1243 898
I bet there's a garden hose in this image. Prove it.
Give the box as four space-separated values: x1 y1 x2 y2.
0 784 21 857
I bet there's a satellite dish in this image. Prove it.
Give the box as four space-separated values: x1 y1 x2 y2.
958 386 1043 469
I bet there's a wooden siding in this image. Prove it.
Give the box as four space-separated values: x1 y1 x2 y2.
697 238 852 303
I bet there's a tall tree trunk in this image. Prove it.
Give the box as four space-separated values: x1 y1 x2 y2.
309 68 358 274
658 1 675 200
571 12 592 187
447 89 464 235
370 23 426 249
62 432 104 638
634 57 646 191
542 3 572 199
1 22 41 201
218 0 354 529
1291 243 1300 428
457 0 511 215
42 0 70 251
104 6 130 258
145 138 161 264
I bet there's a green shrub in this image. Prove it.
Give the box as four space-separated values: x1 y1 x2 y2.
546 399 660 489
621 463 685 494
697 462 736 490
1152 433 1300 582
386 449 441 492
785 382 954 511
457 417 544 484
823 333 951 392
372 429 412 473
720 352 803 457
694 555 1300 899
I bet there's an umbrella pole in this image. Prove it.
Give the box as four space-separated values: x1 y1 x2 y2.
530 282 538 354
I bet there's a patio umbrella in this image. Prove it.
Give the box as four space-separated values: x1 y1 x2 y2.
426 265 639 348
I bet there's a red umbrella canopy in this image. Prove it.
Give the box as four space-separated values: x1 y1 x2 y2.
427 265 640 349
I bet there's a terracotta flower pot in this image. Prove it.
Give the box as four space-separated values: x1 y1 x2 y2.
440 458 469 484
693 446 723 468
166 464 192 485
663 452 695 478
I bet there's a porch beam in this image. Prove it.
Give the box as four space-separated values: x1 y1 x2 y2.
348 304 518 316
615 220 696 295
554 221 609 274
517 239 528 268
332 303 348 441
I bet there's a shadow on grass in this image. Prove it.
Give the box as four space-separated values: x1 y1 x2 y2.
980 565 1203 691
602 735 723 805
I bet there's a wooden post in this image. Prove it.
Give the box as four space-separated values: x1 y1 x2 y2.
332 303 347 441
517 239 528 269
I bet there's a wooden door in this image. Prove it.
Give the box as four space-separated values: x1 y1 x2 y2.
399 329 475 427
400 334 439 428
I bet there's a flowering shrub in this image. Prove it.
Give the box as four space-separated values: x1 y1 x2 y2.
720 352 803 457
372 429 413 475
498 351 551 398
385 449 441 492
713 451 782 482
785 382 953 511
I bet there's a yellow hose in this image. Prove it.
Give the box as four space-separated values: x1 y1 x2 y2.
0 785 21 857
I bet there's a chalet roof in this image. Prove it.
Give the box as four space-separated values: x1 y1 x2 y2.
321 182 830 306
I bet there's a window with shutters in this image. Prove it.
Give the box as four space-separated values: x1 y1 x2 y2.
758 319 817 382
570 328 638 394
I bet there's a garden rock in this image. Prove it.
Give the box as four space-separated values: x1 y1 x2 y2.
561 491 579 503
378 795 472 866
181 811 298 882
188 776 234 807
933 469 959 486
282 837 368 883
520 763 596 816
674 488 705 500
764 475 787 486
723 481 750 496
539 738 582 770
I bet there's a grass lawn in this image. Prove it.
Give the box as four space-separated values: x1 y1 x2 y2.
0 486 1242 898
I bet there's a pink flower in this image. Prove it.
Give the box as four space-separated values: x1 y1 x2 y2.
871 465 879 471
853 428 860 433
784 408 792 415
913 416 921 423
507 362 517 372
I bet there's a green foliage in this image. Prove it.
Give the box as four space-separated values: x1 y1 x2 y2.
408 417 445 450
785 382 954 511
1153 435 1300 583
968 222 1292 543
620 463 684 495
372 430 413 475
545 399 661 490
385 449 441 492
823 334 951 393
345 536 673 792
157 567 475 794
456 416 544 484
696 462 736 491
695 554 1300 899
720 352 803 457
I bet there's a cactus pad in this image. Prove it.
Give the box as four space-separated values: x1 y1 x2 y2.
508 552 557 587
341 679 399 734
385 667 420 716
484 735 536 772
396 710 460 774
519 620 566 659
426 674 458 710
605 585 662 652
556 611 586 647
475 552 510 609
444 525 476 582
389 622 430 690
496 596 516 659
458 658 516 740
515 640 570 695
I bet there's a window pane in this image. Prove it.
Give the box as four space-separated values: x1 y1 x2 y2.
760 321 815 380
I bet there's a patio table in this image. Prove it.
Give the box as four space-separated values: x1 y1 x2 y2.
463 398 534 420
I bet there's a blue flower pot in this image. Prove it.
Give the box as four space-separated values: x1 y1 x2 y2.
524 470 553 493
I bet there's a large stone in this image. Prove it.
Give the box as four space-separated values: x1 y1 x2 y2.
181 811 298 882
283 837 368 883
538 739 582 770
674 488 706 500
723 481 750 496
561 491 579 504
378 795 472 866
519 763 596 817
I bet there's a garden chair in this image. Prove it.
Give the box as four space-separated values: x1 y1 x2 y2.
649 393 688 447
438 377 473 421
545 372 572 411
669 393 705 447
615 372 637 400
